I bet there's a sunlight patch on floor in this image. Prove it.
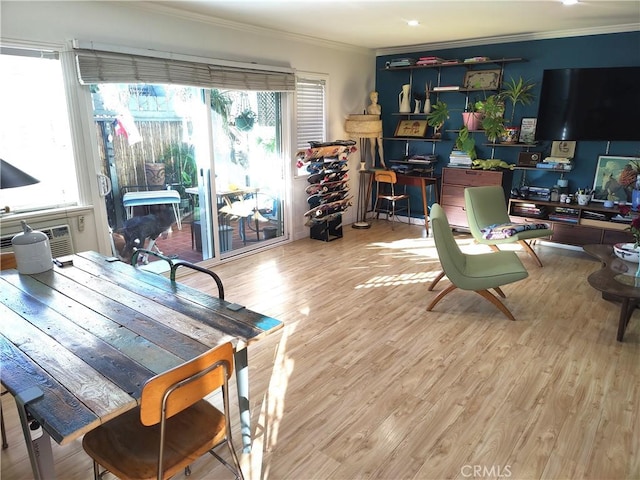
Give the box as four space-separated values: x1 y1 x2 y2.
247 329 294 479
356 270 440 289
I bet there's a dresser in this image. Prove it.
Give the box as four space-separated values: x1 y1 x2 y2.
440 167 513 229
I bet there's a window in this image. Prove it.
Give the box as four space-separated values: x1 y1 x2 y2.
0 47 78 213
295 76 327 176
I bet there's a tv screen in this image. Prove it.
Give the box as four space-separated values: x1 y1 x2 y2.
535 66 640 142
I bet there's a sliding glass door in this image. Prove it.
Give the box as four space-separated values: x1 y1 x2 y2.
90 83 287 264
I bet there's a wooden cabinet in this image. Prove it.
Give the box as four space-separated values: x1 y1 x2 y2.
440 167 513 229
508 198 635 246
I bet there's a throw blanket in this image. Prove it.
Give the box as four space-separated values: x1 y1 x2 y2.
481 222 549 240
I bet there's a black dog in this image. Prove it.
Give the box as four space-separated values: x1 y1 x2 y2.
119 208 176 260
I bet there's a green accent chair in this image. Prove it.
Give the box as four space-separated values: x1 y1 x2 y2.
464 185 552 267
427 203 529 321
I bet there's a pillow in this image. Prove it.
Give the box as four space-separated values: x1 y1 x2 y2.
481 222 549 240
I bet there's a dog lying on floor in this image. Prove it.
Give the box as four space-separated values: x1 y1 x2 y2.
117 208 176 261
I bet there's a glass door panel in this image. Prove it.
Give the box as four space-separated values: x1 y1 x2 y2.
206 89 286 257
91 83 213 264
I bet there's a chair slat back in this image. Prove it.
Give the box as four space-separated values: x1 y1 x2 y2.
140 342 234 426
374 170 397 184
464 186 511 237
0 252 17 270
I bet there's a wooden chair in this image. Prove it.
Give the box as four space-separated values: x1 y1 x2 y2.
372 170 410 229
0 251 17 270
82 342 244 480
0 251 17 449
131 248 224 299
464 185 552 267
428 204 529 321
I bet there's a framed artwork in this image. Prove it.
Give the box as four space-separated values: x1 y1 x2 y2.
462 69 502 90
519 118 537 144
592 155 640 203
551 140 576 158
394 119 428 138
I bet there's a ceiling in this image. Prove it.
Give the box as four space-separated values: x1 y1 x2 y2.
145 1 639 52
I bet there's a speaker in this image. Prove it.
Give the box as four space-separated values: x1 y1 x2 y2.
517 152 541 167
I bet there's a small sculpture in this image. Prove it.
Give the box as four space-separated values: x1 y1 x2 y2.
367 91 385 168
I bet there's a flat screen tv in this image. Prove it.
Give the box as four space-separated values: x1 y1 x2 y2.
535 66 640 142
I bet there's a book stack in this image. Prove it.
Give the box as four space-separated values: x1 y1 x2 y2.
416 56 445 66
449 150 473 167
386 57 416 68
407 154 437 164
548 207 579 224
538 157 573 171
511 203 547 218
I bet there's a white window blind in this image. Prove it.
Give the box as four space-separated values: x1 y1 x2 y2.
74 48 295 91
296 78 326 150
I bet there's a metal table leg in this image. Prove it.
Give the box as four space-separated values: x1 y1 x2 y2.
15 387 55 480
233 347 252 453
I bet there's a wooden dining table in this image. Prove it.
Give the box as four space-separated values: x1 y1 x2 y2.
0 251 283 479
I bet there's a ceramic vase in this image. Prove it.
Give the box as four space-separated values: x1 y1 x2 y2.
424 95 431 114
413 100 421 114
462 112 483 131
399 84 411 113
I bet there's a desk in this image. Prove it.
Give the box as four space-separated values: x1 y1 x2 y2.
0 251 283 478
366 170 439 233
122 190 183 230
584 244 639 341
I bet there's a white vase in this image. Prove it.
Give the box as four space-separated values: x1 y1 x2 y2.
423 95 431 114
399 84 411 113
413 100 421 114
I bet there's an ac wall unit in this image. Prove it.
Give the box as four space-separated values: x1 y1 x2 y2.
0 224 74 258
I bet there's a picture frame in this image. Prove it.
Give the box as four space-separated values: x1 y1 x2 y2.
462 69 502 90
551 140 576 159
592 155 640 204
394 119 428 138
518 117 537 144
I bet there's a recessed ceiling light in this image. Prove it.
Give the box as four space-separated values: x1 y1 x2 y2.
407 20 420 27
561 0 579 5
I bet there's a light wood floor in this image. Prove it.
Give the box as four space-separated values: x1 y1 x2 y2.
2 220 639 480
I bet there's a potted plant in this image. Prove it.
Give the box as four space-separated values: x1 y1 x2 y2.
461 98 483 131
426 100 449 138
499 76 536 143
477 94 506 144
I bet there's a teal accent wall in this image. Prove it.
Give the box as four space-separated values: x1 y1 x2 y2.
376 31 640 211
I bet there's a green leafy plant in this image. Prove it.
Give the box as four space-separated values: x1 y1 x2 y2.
426 100 449 137
160 143 196 189
454 126 477 160
478 95 506 143
500 76 536 125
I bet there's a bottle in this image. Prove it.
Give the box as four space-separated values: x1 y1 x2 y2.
632 175 640 211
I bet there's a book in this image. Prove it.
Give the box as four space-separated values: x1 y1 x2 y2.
433 85 461 92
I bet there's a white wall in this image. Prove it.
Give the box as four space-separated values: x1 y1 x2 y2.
0 1 375 248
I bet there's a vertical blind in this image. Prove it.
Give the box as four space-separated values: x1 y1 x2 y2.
74 48 295 91
296 78 326 150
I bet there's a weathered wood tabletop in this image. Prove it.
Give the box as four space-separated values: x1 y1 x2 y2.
0 250 283 448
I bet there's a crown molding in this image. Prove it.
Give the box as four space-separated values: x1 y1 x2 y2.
132 2 372 56
376 23 640 57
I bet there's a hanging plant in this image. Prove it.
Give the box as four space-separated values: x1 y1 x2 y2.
235 109 256 132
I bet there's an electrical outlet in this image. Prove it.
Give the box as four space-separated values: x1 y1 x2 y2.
78 215 85 232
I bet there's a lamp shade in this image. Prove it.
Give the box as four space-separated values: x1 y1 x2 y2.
1 159 40 189
345 114 382 138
